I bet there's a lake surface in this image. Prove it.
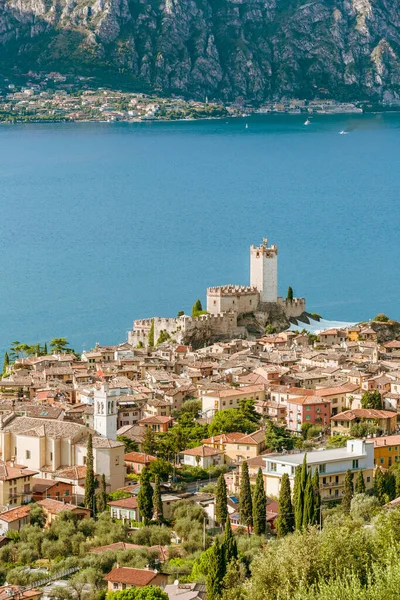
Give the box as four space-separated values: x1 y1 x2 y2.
0 113 399 354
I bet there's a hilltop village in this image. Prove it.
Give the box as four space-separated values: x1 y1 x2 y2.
1 244 400 598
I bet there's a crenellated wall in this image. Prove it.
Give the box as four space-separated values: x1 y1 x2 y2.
207 285 259 315
277 297 306 318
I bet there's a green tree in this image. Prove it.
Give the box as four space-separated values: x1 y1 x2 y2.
216 474 228 527
277 472 294 537
43 342 48 355
374 313 389 322
192 299 203 316
239 461 252 531
360 390 382 409
50 337 70 354
374 467 387 505
152 475 163 524
342 469 354 513
395 468 400 498
142 427 158 456
30 505 45 528
287 286 294 302
264 324 276 335
293 465 303 531
385 471 396 501
117 435 139 453
355 469 366 494
312 468 321 526
223 516 237 564
252 468 267 536
97 473 108 513
84 434 96 513
209 409 258 435
2 352 9 374
264 420 295 452
177 311 184 317
138 466 153 524
106 586 169 599
206 538 225 600
302 473 314 528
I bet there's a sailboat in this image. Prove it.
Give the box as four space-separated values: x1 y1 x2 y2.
245 123 249 129
339 130 348 135
304 118 311 125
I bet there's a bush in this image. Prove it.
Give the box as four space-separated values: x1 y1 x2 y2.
374 313 389 322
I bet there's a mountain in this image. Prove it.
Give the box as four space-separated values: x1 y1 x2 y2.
2 0 400 103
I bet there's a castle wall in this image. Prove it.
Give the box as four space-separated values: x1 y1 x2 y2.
207 286 259 315
277 297 306 318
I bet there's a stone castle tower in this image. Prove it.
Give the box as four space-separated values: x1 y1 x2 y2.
250 238 278 302
93 383 117 440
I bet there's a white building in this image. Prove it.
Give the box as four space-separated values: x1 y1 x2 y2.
263 439 374 500
250 238 278 302
93 383 118 440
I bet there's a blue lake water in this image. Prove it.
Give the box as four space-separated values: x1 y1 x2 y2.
0 113 399 354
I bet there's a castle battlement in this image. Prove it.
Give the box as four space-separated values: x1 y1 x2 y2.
207 285 258 296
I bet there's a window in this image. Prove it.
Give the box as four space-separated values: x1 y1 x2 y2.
306 415 310 420
380 458 384 464
389 457 392 467
352 459 359 469
50 452 53 461
26 450 31 459
319 464 326 474
366 476 371 483
115 456 120 466
389 447 392 452
113 584 118 590
65 490 70 496
269 462 277 472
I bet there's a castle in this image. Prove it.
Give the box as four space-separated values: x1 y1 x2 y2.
128 238 306 348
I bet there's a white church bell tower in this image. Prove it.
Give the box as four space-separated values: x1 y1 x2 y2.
94 383 117 440
250 237 278 302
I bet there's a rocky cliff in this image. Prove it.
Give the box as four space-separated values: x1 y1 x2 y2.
2 0 400 103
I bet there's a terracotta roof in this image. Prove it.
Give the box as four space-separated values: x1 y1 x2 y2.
331 409 397 421
384 340 400 349
138 416 173 424
0 462 37 481
203 384 265 399
233 429 265 445
124 452 157 464
56 465 87 480
315 383 359 397
372 435 400 447
0 586 41 600
0 505 32 523
37 498 88 514
181 446 225 457
107 496 138 509
104 567 162 585
201 432 244 444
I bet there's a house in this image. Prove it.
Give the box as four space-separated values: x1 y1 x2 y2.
104 566 168 592
319 329 346 346
37 498 91 526
125 452 157 474
223 429 266 463
180 446 225 468
0 505 32 535
286 396 330 433
0 586 42 600
314 383 359 416
263 439 374 501
201 433 245 452
372 435 400 468
201 385 266 417
383 340 400 355
138 416 173 433
0 461 38 509
331 409 397 435
164 582 206 600
0 416 125 491
53 465 93 501
108 496 140 522
31 478 73 503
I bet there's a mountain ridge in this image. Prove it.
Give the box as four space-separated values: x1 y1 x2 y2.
2 0 400 103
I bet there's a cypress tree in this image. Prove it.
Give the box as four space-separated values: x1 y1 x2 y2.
396 469 400 499
385 471 396 501
152 475 163 523
97 473 108 513
342 469 354 513
223 516 237 564
192 299 203 316
206 538 225 600
2 352 9 375
374 467 386 505
355 469 366 494
287 286 294 302
312 468 321 527
43 342 48 355
148 319 155 348
215 474 228 528
84 434 96 512
239 461 253 531
138 465 154 524
276 473 294 537
302 472 314 528
252 467 267 535
293 465 303 530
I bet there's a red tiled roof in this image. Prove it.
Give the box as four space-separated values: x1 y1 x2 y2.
331 409 397 421
104 567 161 585
37 498 88 514
107 496 138 509
182 446 224 457
124 452 157 464
138 416 173 424
0 505 32 523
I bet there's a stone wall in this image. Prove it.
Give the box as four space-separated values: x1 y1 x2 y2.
207 285 259 315
277 297 306 319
